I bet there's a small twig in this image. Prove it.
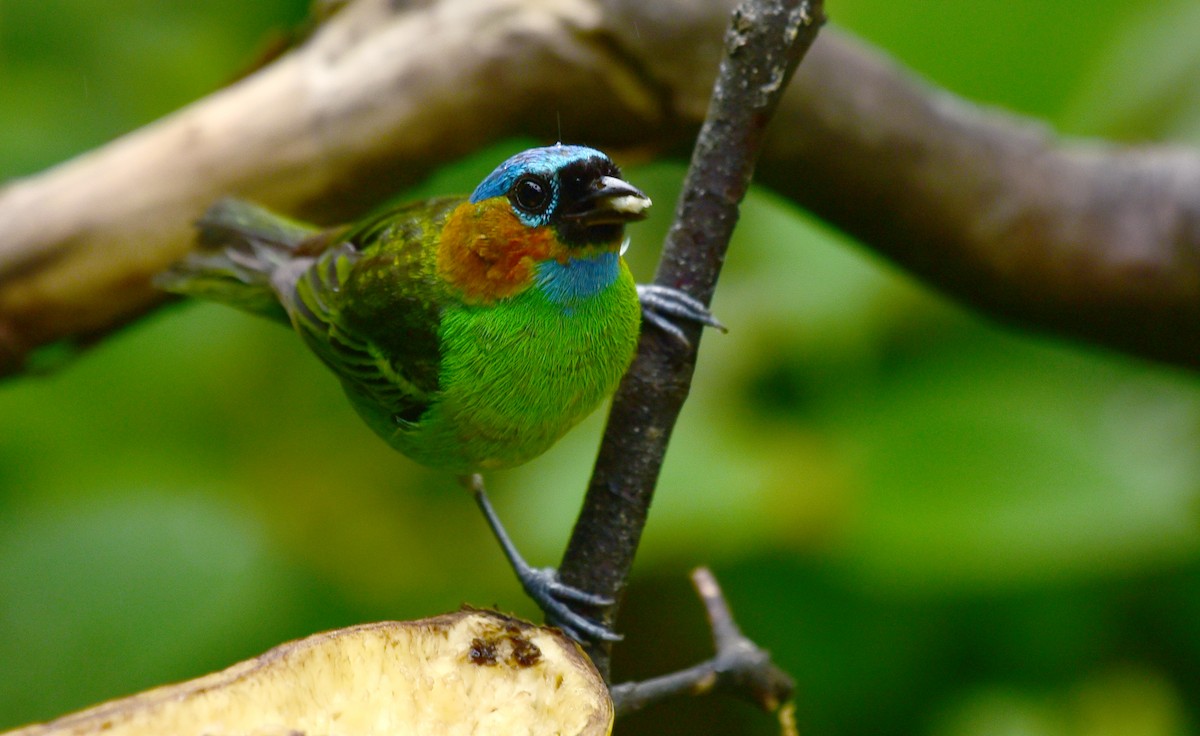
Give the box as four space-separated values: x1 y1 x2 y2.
557 0 825 678
610 569 795 720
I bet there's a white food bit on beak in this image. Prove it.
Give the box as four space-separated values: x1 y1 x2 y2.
608 195 651 215
620 237 631 255
599 176 651 215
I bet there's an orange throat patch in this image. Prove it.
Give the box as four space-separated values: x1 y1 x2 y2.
436 201 561 304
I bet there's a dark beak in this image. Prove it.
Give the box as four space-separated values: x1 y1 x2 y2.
560 176 652 226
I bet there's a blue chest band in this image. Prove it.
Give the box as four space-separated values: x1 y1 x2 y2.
535 252 620 306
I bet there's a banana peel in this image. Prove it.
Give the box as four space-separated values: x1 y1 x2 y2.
6 610 612 736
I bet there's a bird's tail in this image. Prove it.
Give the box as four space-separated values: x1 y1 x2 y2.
156 198 320 322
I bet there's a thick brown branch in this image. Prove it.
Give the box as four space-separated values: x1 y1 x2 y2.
0 0 685 375
760 33 1200 367
1 0 1198 376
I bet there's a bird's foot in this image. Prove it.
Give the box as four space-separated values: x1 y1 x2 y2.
637 284 727 347
463 474 621 643
514 565 621 644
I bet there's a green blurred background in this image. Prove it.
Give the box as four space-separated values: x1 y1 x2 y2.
3 1 1200 734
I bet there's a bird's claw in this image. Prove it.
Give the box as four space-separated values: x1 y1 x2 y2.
468 475 621 644
637 284 726 348
534 570 613 607
517 566 623 643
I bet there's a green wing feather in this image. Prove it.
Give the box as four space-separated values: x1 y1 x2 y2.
288 196 465 429
163 196 464 430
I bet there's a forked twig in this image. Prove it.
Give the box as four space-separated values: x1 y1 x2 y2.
611 568 796 729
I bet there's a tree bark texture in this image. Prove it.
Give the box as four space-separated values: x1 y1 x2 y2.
558 0 823 676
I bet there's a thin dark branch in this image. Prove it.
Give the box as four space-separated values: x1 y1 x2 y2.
556 0 825 679
610 569 795 719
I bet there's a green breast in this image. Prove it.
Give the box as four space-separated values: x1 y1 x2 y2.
383 260 640 473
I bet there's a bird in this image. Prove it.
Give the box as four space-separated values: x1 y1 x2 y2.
157 144 722 641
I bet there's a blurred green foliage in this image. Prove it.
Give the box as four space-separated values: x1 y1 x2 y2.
2 1 1199 734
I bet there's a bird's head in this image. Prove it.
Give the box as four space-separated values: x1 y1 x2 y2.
469 145 651 250
438 145 650 304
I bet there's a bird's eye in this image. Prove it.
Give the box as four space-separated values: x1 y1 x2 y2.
510 175 551 215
